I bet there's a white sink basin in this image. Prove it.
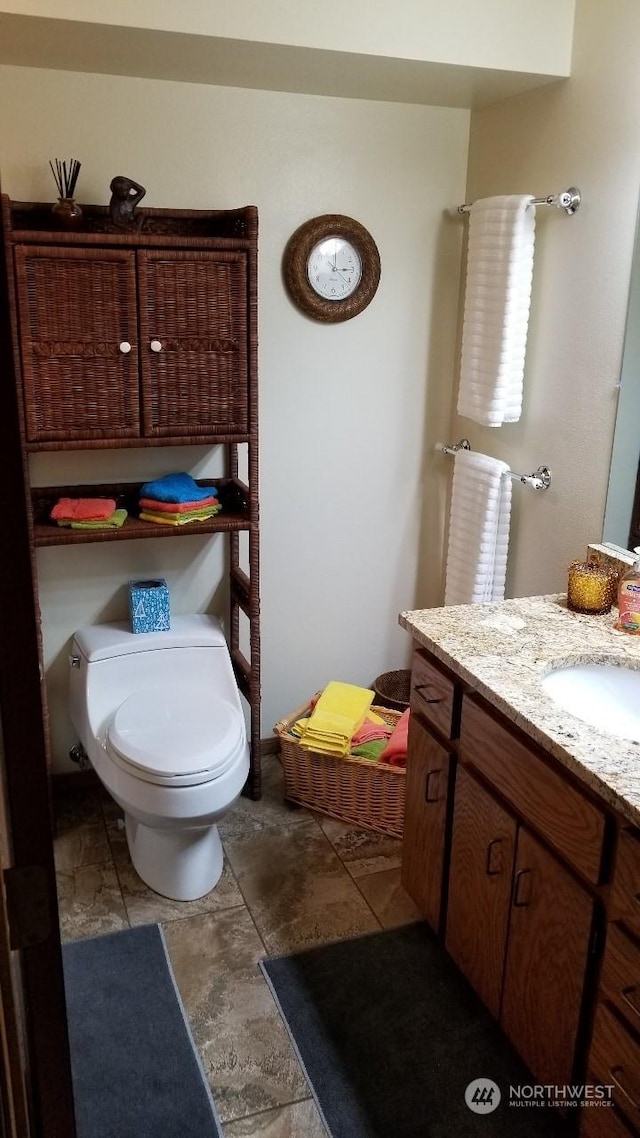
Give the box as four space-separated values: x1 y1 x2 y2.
541 662 640 742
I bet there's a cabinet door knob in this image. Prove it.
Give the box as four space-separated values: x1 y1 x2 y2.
425 769 441 803
485 838 504 877
119 341 132 354
513 867 533 907
150 339 163 352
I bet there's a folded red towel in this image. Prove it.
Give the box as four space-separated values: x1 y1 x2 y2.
379 707 410 767
138 495 217 513
50 497 117 521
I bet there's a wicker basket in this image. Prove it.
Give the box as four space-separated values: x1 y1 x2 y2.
274 701 406 838
372 669 411 712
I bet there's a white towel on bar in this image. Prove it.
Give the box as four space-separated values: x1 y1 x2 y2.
457 194 536 427
444 450 512 605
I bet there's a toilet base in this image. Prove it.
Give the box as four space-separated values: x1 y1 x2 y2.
125 814 224 901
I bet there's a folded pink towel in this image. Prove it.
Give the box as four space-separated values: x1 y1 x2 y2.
50 497 117 521
379 708 410 767
138 495 218 513
351 719 393 746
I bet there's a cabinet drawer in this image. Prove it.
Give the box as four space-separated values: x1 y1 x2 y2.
460 696 606 884
410 649 457 741
612 829 640 938
599 922 640 1034
588 1002 640 1130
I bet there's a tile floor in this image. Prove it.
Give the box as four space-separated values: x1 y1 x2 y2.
54 755 421 1137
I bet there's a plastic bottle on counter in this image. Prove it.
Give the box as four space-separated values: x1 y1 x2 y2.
616 547 640 634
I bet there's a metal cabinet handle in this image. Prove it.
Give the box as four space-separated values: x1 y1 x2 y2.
414 683 443 705
425 769 441 803
485 838 503 877
119 341 132 354
513 868 532 907
150 339 163 352
609 1066 640 1111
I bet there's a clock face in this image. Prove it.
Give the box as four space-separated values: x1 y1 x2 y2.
307 237 362 301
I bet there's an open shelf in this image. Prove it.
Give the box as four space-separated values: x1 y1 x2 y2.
31 478 250 547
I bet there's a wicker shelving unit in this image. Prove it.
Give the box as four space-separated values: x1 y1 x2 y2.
0 195 262 798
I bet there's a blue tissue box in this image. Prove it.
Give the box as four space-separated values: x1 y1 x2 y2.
128 579 170 634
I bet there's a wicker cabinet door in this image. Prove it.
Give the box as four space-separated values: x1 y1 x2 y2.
14 246 140 442
137 250 249 438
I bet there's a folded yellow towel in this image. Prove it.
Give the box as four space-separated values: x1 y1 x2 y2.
298 681 374 757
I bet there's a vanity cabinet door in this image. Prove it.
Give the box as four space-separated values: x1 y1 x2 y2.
446 766 516 1018
137 250 249 438
501 826 594 1086
14 245 140 442
401 715 452 932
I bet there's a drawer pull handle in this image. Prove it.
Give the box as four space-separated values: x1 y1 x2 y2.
485 838 503 877
425 769 441 803
621 985 640 1020
150 339 163 352
513 868 533 907
119 340 132 354
414 683 443 705
609 1066 640 1111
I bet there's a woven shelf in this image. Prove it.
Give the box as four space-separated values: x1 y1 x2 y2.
3 195 262 799
31 478 250 548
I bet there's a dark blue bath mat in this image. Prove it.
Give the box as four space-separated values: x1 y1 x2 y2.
62 923 222 1138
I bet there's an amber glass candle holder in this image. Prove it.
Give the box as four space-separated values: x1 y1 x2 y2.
567 560 616 615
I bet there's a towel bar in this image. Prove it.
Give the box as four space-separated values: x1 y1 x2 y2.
456 187 581 216
437 440 552 491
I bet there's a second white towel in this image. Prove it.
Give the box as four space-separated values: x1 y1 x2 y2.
457 194 536 427
444 450 512 605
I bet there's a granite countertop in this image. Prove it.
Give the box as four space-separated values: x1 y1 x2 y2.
399 595 640 829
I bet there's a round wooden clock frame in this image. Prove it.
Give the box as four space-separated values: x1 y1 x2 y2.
283 214 381 322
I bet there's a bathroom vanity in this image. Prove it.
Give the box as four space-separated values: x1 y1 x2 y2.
400 595 640 1137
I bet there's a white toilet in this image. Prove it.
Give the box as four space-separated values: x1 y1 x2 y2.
68 614 249 901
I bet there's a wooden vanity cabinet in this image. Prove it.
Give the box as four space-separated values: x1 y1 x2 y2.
401 647 459 932
583 828 640 1136
403 640 640 1135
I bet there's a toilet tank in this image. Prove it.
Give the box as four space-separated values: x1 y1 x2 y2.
69 615 241 747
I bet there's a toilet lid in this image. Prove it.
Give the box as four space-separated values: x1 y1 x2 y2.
107 686 243 781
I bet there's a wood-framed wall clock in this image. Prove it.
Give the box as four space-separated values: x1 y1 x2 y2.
283 214 381 322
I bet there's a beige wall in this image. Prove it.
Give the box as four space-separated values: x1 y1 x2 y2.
0 64 469 770
459 0 640 598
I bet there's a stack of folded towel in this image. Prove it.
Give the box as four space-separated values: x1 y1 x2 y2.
297 681 375 758
292 686 411 766
138 472 221 526
50 497 127 530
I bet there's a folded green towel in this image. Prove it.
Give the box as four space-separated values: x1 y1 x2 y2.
57 508 128 530
350 739 388 762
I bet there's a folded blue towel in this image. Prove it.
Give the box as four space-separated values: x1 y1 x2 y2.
139 473 217 505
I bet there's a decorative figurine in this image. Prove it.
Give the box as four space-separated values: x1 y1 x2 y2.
109 175 146 230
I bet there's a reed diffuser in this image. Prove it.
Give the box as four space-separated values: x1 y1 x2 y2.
49 158 82 227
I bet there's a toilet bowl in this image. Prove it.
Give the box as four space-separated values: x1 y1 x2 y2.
69 615 249 901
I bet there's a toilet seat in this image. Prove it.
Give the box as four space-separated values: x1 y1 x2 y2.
106 685 244 787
